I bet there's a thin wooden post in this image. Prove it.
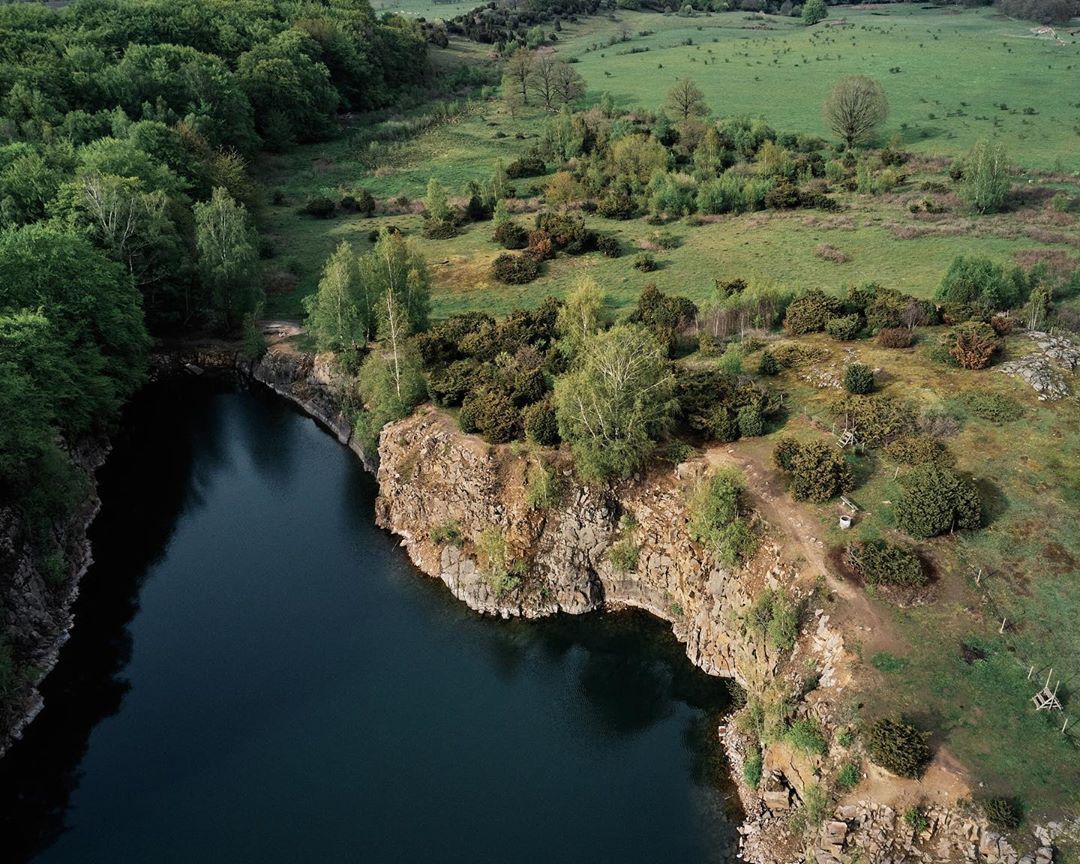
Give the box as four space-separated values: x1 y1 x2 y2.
1064 717 1070 734
999 617 1007 634
1027 665 1034 680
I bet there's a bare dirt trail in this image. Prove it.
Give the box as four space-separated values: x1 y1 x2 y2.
706 441 973 805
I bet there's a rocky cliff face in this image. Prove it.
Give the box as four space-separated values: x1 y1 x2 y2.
373 407 790 691
0 436 108 756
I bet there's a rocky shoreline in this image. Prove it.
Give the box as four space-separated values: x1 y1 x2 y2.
2 342 1070 863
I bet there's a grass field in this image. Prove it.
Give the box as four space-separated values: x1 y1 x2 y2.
729 332 1080 811
558 6 1080 171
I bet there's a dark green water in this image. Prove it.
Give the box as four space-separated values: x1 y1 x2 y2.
0 378 738 863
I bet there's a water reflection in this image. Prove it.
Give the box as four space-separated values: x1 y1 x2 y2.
0 378 739 864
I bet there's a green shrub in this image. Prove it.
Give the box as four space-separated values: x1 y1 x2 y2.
477 527 522 596
826 314 862 341
430 519 463 547
936 256 1027 312
422 218 458 239
664 439 694 464
884 434 953 467
843 363 875 394
784 290 841 335
758 351 780 376
597 235 621 258
523 399 560 445
608 513 640 574
962 140 1010 214
777 439 854 502
856 540 927 588
833 395 915 447
737 405 764 437
301 196 336 218
786 718 827 756
428 359 478 406
962 392 1024 422
687 469 759 566
493 220 529 249
981 797 1023 831
634 252 657 272
895 465 981 539
836 760 861 791
801 784 828 828
746 589 800 652
865 716 932 779
742 751 763 789
904 806 929 834
463 388 521 443
492 253 541 284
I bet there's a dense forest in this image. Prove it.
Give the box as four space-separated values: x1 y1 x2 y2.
0 0 428 699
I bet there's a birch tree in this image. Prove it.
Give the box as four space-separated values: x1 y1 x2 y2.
193 186 260 329
554 325 676 482
303 241 367 352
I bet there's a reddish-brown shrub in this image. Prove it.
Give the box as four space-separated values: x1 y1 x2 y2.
815 243 850 263
876 328 914 348
990 314 1014 336
949 322 1000 370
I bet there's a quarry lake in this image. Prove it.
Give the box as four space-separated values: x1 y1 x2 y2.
0 378 737 863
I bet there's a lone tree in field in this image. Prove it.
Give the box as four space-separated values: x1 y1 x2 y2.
802 0 827 25
666 78 708 121
823 76 888 148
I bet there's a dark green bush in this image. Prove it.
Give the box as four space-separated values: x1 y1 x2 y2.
506 153 546 178
826 314 862 341
785 718 827 756
833 395 915 447
843 363 875 394
855 540 927 588
428 360 478 406
493 220 529 249
981 797 1022 831
865 716 932 779
464 388 521 443
775 439 854 502
895 465 981 539
597 235 622 257
758 351 780 376
936 256 1029 313
492 253 541 284
783 290 841 335
884 434 953 467
523 399 560 445
634 252 657 272
737 404 764 437
301 197 336 218
423 218 458 239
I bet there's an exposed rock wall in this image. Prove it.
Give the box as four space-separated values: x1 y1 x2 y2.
0 437 108 756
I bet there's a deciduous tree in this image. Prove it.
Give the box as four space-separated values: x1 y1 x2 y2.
823 76 888 148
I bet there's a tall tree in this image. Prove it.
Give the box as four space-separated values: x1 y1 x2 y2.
665 78 708 121
823 76 888 148
802 0 828 25
193 186 261 329
962 140 1010 214
303 241 367 353
359 228 430 339
502 48 534 112
556 275 604 359
554 325 676 483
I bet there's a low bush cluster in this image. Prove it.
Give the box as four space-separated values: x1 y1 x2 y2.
876 327 914 348
745 588 800 651
843 363 875 394
895 465 981 539
417 302 563 445
852 539 927 588
826 314 861 341
675 367 775 443
962 391 1024 422
492 252 541 284
773 438 854 502
884 434 953 467
833 395 915 448
864 716 932 779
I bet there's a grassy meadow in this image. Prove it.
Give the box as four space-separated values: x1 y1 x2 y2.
560 6 1080 171
721 332 1080 810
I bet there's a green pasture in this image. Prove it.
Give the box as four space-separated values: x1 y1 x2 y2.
558 6 1080 170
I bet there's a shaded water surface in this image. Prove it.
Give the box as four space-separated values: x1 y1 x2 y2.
0 379 738 863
